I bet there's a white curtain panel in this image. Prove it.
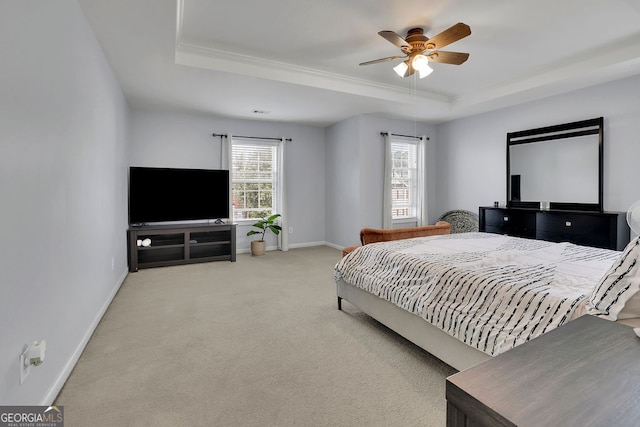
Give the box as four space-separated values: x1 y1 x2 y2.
382 133 393 229
221 134 233 223
278 138 288 251
417 135 428 226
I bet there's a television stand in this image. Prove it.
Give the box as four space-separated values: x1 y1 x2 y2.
128 223 236 272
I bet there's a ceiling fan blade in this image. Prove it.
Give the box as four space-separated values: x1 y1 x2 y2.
359 55 407 66
427 51 469 65
424 22 471 50
378 30 410 49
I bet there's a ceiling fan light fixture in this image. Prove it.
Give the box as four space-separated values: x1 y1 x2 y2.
393 61 409 77
411 54 429 69
411 54 433 79
417 64 433 79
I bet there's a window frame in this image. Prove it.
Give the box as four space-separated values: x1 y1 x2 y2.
230 139 281 223
390 137 423 225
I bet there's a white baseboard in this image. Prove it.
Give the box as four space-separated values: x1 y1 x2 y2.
41 268 129 405
237 242 337 254
323 241 344 251
288 241 327 249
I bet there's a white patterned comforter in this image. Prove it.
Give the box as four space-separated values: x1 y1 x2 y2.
334 233 620 356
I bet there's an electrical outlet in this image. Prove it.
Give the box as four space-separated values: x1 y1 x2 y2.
19 340 46 384
19 346 30 384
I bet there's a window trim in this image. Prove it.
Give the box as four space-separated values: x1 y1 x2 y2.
230 138 282 223
390 137 421 224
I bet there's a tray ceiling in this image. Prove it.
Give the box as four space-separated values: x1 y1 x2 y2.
78 0 640 125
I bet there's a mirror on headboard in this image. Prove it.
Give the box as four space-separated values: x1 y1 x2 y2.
507 117 603 212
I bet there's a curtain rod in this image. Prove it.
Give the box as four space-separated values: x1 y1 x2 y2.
212 133 292 142
380 132 429 141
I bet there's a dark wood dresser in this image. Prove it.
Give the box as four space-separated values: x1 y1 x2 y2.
479 207 629 250
446 315 640 427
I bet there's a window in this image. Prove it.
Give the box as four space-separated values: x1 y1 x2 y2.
231 140 280 221
391 139 419 220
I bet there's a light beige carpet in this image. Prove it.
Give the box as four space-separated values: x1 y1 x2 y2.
55 246 456 426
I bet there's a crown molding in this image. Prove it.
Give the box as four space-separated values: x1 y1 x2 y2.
175 41 452 106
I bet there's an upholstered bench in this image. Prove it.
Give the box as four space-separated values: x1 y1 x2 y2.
341 221 451 257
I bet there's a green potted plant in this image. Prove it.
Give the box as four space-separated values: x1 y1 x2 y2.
247 213 282 256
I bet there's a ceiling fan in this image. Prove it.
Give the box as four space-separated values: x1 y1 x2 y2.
360 22 471 78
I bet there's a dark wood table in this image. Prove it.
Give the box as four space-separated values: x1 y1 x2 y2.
446 315 640 426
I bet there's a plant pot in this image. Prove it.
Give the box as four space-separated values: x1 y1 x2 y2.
250 240 266 256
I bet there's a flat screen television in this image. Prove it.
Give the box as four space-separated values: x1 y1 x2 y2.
129 166 229 225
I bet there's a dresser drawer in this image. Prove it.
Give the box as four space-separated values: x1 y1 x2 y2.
536 212 614 249
483 209 512 227
482 208 535 237
536 212 611 235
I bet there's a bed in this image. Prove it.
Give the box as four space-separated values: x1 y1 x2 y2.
335 232 640 371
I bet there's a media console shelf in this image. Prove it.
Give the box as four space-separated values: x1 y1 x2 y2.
128 223 236 272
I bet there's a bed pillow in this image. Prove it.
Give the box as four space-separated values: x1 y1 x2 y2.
587 236 640 320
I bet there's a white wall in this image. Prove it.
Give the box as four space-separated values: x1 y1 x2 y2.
325 117 360 248
325 115 436 248
435 74 640 217
129 109 326 251
0 1 130 404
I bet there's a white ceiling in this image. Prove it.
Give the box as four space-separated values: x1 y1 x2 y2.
77 0 640 126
